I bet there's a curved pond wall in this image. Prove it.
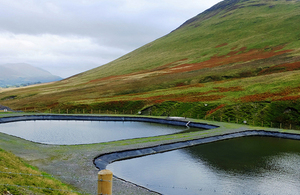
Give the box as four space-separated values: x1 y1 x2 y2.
0 115 218 130
94 130 300 170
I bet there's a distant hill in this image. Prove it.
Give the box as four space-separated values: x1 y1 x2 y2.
0 63 62 87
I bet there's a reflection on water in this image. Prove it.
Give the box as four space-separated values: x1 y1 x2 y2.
0 120 193 145
108 137 300 195
186 136 300 174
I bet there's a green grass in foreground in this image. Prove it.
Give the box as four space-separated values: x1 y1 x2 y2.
0 148 82 195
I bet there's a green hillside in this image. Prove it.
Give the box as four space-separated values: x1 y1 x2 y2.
1 0 300 127
73 0 300 84
0 148 81 195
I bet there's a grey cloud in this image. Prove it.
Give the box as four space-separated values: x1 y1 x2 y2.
0 0 201 49
0 0 222 78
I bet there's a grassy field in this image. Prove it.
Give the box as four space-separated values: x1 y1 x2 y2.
0 0 300 126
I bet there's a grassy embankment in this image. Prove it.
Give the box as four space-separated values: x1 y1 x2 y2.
0 148 82 195
1 0 300 127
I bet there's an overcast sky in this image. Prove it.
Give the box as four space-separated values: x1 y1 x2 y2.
0 0 222 78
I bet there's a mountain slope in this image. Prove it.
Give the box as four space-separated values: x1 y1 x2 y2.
1 0 300 126
70 0 300 84
0 63 62 87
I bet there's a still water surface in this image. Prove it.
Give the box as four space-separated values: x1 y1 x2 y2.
108 137 300 195
0 120 192 145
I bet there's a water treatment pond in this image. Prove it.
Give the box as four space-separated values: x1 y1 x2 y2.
0 120 196 145
107 136 300 195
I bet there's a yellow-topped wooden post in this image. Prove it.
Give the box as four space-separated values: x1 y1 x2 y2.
98 169 113 195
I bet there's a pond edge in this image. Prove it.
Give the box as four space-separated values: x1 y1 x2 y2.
0 114 218 130
94 130 300 170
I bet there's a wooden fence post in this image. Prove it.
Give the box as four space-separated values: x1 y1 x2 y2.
98 169 113 195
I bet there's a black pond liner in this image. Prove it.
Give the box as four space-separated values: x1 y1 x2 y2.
93 130 300 170
0 115 217 130
94 130 300 195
